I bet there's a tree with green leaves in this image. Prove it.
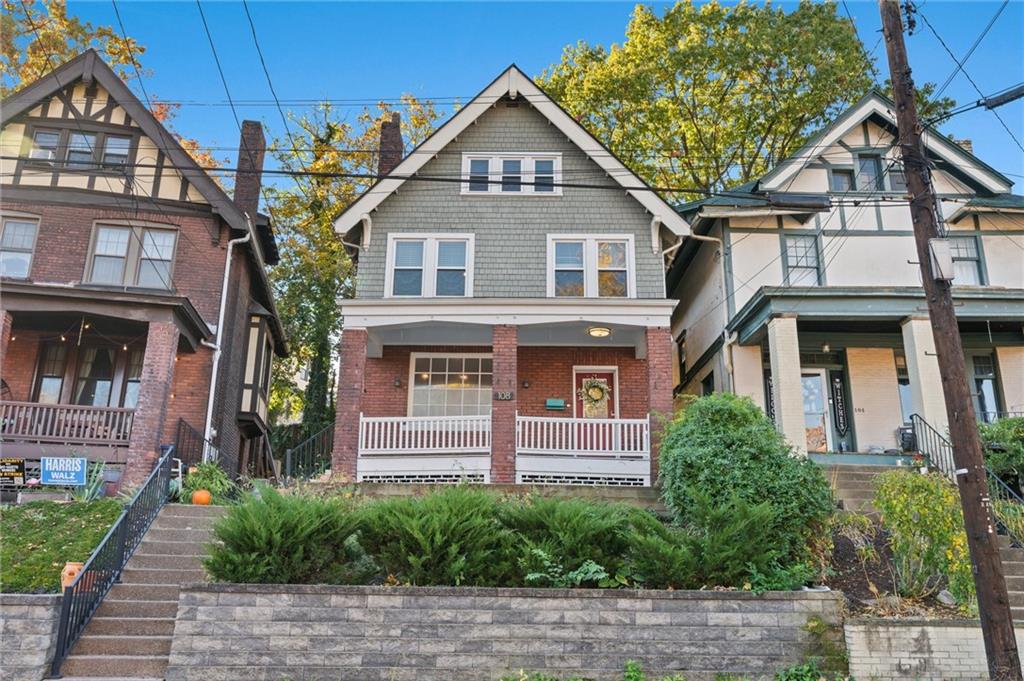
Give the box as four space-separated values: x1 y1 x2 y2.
538 0 955 195
266 98 442 439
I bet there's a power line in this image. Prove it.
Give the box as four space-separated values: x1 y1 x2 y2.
932 0 1009 100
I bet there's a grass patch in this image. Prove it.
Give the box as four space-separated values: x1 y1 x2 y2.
0 499 122 593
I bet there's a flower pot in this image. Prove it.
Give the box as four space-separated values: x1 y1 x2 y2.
61 562 84 589
191 489 212 505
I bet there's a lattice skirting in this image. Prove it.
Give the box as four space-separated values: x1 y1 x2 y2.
358 472 487 484
517 472 648 487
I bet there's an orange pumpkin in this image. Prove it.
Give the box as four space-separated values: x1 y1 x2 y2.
191 489 212 505
61 562 84 589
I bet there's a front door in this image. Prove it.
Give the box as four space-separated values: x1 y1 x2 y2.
802 370 832 453
574 370 617 419
966 352 1002 423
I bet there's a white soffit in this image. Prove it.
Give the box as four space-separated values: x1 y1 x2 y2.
332 65 690 238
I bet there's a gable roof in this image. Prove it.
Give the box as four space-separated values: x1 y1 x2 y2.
1 50 287 354
333 64 690 239
758 90 1013 195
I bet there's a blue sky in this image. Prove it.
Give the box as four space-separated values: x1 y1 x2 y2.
70 1 1024 192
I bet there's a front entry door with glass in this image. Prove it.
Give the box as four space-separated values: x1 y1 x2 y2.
802 370 832 453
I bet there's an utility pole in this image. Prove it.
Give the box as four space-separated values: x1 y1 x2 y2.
879 1 1022 678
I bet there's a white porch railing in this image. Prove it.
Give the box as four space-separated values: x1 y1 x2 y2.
515 413 650 458
0 401 134 445
358 413 492 455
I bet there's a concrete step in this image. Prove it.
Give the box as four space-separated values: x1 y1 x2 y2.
821 464 904 475
1010 591 1024 608
62 655 168 678
144 527 215 543
95 599 179 619
150 513 220 531
126 553 204 570
107 583 180 601
159 503 229 518
73 635 172 657
136 539 208 557
121 567 206 585
1001 549 1024 563
1013 606 1024 621
1004 576 1024 590
85 617 175 637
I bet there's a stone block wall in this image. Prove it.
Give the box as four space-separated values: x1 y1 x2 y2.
167 584 843 681
845 618 1020 680
0 594 62 681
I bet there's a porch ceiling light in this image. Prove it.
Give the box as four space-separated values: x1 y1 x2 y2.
587 326 612 339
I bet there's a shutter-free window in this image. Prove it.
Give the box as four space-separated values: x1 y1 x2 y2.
0 218 38 279
830 169 854 192
534 159 555 192
462 154 561 195
392 240 425 296
411 355 493 417
856 154 883 191
30 130 60 161
387 235 473 297
553 241 585 297
102 136 131 167
597 241 628 298
122 348 144 409
468 159 489 192
501 159 522 192
888 166 908 192
67 133 97 168
549 235 635 298
90 226 131 284
137 230 176 289
74 347 116 406
950 236 982 285
785 235 820 286
35 344 67 404
435 241 467 296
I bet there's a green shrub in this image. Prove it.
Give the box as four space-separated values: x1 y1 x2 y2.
980 416 1024 493
658 393 833 564
357 486 516 586
183 462 236 504
873 470 974 605
204 485 369 584
774 661 823 681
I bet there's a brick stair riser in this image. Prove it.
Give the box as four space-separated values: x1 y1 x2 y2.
107 583 180 601
127 553 204 570
84 617 176 637
61 655 168 678
73 635 172 656
121 567 206 585
95 599 179 619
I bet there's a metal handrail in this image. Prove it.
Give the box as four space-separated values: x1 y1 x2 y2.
174 418 218 467
48 446 174 677
910 414 1024 546
284 423 333 481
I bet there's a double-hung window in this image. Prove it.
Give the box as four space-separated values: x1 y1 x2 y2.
547 235 635 298
856 154 883 191
102 136 132 167
950 236 983 285
462 153 562 195
386 234 474 297
87 223 178 289
784 235 821 286
27 127 135 170
0 217 39 278
67 133 98 168
830 169 855 192
30 130 60 162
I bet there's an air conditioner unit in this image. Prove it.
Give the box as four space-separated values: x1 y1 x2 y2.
28 148 55 162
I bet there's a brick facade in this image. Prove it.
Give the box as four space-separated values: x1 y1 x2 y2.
646 326 674 478
491 326 517 484
0 310 11 378
331 329 369 480
124 322 179 486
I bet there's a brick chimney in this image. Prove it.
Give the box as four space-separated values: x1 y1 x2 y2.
234 120 266 220
378 112 403 177
954 138 974 154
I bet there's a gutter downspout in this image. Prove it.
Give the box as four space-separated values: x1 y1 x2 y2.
201 216 253 449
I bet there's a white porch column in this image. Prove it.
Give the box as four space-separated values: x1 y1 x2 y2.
900 316 948 433
767 314 806 456
731 344 766 412
995 347 1024 413
846 348 902 451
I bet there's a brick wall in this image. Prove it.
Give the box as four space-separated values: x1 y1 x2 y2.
1 329 41 401
845 619 1024 680
0 594 62 681
168 584 843 681
491 326 517 484
124 321 179 486
518 346 649 419
332 329 369 480
0 309 11 377
162 348 214 445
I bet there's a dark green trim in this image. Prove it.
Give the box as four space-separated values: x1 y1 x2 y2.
679 334 725 393
722 219 735 320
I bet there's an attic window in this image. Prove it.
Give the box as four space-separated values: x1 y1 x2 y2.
462 153 562 196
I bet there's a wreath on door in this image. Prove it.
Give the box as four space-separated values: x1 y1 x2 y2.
577 378 612 409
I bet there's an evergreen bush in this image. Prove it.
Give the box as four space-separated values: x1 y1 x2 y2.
658 393 833 565
980 416 1024 493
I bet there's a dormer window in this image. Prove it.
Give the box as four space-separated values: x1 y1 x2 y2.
30 130 60 161
462 153 562 195
26 127 135 171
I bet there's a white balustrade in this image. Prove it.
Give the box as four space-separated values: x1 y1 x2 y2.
358 414 492 455
515 414 650 458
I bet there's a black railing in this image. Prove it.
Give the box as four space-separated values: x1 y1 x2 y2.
979 411 1024 424
284 424 333 481
48 446 174 678
910 414 1024 546
174 418 218 467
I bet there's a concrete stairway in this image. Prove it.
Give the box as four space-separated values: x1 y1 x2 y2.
996 535 1024 621
59 503 224 680
819 463 905 515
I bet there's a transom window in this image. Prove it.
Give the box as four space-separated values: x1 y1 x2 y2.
783 235 821 286
410 354 492 417
0 217 39 279
28 127 135 170
386 234 474 297
950 236 983 285
547 235 635 298
87 223 178 290
462 153 562 195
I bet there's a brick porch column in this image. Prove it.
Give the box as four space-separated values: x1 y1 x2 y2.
490 325 517 484
646 326 674 481
900 315 948 434
331 328 367 481
767 314 807 457
124 321 179 487
0 309 11 374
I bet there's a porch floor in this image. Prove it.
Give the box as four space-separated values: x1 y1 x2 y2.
809 452 916 467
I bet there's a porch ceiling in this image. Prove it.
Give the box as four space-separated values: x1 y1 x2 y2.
730 286 1024 346
1 281 212 351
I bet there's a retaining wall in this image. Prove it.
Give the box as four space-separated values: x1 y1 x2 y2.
167 584 844 681
0 594 62 681
845 618 1019 680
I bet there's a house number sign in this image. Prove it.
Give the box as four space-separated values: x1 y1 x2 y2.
493 391 514 401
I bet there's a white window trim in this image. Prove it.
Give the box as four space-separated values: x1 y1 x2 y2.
385 233 475 298
406 352 494 417
0 213 41 280
571 366 620 418
461 152 563 196
546 234 637 299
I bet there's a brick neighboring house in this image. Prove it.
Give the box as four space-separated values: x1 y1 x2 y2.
0 50 287 486
330 65 689 486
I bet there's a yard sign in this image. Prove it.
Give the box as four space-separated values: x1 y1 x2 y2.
40 457 87 486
